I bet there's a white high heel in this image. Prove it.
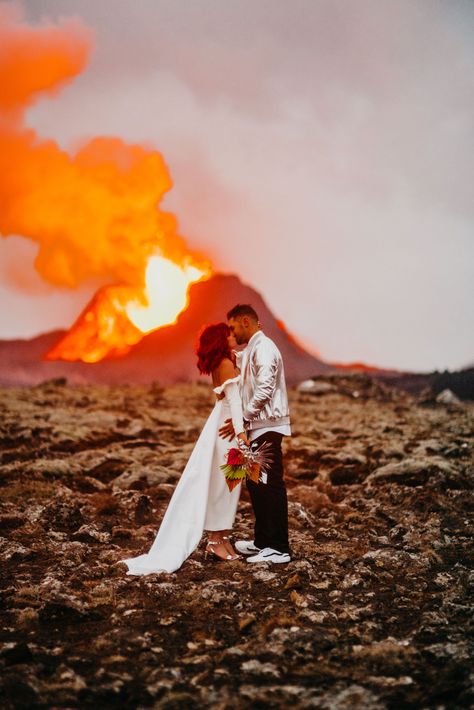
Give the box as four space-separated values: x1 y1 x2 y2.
204 538 239 561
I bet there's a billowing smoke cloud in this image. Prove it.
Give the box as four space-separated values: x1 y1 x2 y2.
0 4 199 293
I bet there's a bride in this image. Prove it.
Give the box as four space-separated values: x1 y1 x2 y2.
121 322 249 575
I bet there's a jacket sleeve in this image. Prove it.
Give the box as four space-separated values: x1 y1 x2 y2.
224 381 245 435
243 346 278 420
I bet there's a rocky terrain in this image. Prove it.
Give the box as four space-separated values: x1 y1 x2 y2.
0 373 473 709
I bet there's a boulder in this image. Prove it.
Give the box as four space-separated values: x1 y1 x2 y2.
366 456 458 487
297 379 337 395
436 388 461 404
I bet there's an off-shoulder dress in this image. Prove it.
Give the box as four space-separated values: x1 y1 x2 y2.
121 376 244 575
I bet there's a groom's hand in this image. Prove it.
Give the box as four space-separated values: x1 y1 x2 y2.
219 418 235 440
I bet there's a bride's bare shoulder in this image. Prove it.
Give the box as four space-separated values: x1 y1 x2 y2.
214 357 237 385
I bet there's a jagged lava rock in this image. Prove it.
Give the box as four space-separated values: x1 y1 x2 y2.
0 378 473 708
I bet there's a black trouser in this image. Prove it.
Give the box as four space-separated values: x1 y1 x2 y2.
246 431 290 555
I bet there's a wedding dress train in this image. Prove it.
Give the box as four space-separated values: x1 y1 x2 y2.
121 376 243 575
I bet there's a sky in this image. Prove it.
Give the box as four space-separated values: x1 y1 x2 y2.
0 0 473 372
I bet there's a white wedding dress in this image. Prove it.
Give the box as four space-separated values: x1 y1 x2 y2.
121 376 244 575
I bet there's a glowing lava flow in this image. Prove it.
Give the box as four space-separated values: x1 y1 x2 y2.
45 255 210 363
126 255 207 333
0 8 212 364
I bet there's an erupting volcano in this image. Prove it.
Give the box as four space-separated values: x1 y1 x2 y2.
45 256 209 363
0 6 211 364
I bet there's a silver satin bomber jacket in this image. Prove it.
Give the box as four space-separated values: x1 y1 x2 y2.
238 331 290 431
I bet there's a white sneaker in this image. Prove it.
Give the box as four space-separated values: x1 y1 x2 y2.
234 540 261 556
246 547 291 564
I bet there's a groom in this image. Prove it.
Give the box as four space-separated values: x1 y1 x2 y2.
219 304 291 564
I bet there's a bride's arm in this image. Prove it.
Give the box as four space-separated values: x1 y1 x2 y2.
223 381 244 437
214 358 248 444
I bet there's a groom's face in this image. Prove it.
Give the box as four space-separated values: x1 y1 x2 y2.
227 317 248 345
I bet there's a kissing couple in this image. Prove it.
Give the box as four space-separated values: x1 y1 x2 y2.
121 303 292 574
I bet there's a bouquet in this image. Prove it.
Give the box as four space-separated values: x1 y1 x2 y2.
220 440 273 491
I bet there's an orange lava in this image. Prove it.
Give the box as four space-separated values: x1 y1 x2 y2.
46 257 209 362
0 6 211 362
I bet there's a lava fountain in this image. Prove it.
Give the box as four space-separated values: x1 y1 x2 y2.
0 6 211 363
46 256 208 363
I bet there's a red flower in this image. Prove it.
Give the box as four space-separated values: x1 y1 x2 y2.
227 448 244 466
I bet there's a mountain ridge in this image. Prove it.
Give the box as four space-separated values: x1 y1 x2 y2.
0 272 423 387
0 273 460 398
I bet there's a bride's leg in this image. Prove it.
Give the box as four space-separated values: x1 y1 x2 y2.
206 529 238 560
222 529 237 557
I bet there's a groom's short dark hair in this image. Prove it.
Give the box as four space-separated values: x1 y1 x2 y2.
227 304 259 321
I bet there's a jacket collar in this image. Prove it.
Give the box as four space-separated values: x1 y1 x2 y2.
247 330 263 349
240 330 263 373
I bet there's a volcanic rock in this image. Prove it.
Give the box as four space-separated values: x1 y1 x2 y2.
297 379 337 395
366 456 461 487
0 377 472 708
436 388 462 405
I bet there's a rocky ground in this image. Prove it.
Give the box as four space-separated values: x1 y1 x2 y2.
0 374 472 709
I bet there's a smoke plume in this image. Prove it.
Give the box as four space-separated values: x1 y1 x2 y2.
0 4 199 293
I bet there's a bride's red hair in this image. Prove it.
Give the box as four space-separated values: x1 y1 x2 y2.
196 322 233 375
